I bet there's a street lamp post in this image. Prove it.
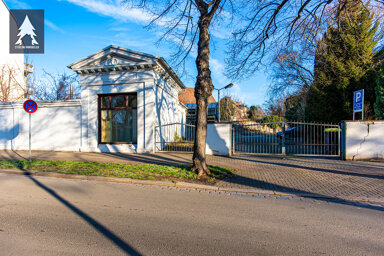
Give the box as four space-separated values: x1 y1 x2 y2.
24 63 34 99
214 83 234 123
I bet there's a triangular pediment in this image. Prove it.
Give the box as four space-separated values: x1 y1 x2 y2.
68 45 186 91
85 54 151 68
68 45 158 70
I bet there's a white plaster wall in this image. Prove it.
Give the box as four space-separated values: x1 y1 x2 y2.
342 121 384 160
0 101 82 151
206 123 232 156
177 103 187 138
80 69 157 153
0 103 20 149
153 73 186 151
153 74 185 126
0 1 25 101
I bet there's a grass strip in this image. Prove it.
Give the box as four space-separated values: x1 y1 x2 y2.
0 159 233 184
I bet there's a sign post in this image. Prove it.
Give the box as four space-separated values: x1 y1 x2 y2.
23 100 38 162
29 113 31 161
353 89 364 120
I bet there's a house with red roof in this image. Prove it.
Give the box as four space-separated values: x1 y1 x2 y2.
178 87 217 124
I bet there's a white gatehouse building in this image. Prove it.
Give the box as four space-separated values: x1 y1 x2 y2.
0 45 187 153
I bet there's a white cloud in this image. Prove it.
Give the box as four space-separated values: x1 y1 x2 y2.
211 28 231 40
108 26 131 32
60 0 152 23
210 58 230 86
210 58 233 101
231 82 268 106
6 0 31 9
45 19 65 33
210 58 267 106
80 32 168 56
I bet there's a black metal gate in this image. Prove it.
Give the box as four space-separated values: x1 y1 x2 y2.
232 121 341 156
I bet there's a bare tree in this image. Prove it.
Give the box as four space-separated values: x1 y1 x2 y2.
123 0 383 178
33 71 80 101
248 105 265 120
264 97 286 118
267 42 316 100
0 64 25 102
266 0 384 101
227 0 384 80
124 0 228 178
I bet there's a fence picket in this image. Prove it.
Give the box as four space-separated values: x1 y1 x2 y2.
232 121 340 156
155 121 341 157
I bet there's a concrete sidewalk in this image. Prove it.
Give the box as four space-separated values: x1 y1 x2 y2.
1 150 384 202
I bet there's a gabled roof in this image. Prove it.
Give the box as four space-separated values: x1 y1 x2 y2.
67 45 185 90
67 45 157 69
178 87 216 104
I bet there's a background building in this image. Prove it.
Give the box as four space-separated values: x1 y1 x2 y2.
219 96 249 122
0 0 27 102
178 87 217 124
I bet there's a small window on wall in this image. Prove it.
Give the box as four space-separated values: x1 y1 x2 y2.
98 93 137 144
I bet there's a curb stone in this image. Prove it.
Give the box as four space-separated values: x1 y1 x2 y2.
0 168 383 205
175 182 218 190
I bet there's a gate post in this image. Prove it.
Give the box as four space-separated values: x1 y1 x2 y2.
338 122 342 158
281 121 286 155
153 124 156 153
231 123 235 155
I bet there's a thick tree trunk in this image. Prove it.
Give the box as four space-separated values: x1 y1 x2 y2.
192 13 214 179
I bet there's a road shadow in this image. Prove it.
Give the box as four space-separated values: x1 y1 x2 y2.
231 155 384 180
0 149 27 160
2 150 383 212
225 173 384 212
8 161 142 256
98 152 192 166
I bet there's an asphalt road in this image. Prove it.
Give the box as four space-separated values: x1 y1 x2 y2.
0 173 383 256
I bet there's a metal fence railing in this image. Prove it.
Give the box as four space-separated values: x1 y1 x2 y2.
155 123 195 152
155 121 341 156
232 122 283 154
232 121 341 156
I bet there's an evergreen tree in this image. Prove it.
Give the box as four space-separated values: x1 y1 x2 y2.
219 96 236 121
248 105 265 120
285 94 305 121
307 1 378 122
374 65 384 119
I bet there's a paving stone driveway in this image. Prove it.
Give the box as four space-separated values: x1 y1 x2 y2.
211 155 384 201
0 150 383 201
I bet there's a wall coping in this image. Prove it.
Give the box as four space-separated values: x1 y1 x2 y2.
0 100 81 109
342 120 384 124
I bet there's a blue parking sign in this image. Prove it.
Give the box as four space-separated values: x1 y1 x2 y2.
354 89 364 112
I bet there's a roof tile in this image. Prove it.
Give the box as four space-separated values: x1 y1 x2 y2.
178 88 216 104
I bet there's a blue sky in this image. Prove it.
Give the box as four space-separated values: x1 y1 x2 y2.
5 0 269 106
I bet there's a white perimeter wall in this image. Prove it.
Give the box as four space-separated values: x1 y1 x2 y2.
0 100 82 151
342 120 384 160
206 123 232 156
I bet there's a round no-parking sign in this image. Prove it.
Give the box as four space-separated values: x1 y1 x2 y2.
23 100 38 113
